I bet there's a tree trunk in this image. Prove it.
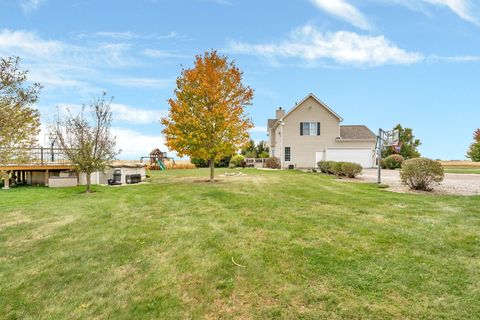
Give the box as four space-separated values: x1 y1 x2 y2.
86 172 91 193
209 158 215 182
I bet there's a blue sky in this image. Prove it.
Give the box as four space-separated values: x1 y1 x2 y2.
1 0 479 160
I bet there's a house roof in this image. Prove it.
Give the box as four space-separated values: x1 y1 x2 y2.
271 93 343 130
339 125 376 140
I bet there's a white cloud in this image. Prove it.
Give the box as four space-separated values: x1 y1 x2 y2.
420 0 480 25
376 0 480 26
250 126 267 133
0 29 135 92
21 0 46 13
311 0 372 30
88 31 181 41
230 25 423 67
111 77 172 89
111 127 168 160
143 49 189 59
110 104 165 124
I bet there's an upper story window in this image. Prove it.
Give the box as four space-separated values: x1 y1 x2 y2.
300 122 320 136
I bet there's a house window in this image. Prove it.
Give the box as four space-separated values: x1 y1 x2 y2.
285 147 291 162
300 122 320 136
271 148 275 157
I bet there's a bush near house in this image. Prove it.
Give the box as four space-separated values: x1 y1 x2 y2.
384 154 405 169
230 155 246 168
265 157 281 169
318 161 362 178
318 161 335 174
400 158 444 191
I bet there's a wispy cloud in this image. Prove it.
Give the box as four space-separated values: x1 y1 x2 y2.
85 31 181 41
21 0 46 14
143 49 189 59
0 29 136 92
111 77 172 89
419 0 480 25
310 0 372 30
250 126 267 133
110 104 166 124
230 25 423 67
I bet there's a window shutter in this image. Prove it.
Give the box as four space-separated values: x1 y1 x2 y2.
317 122 321 135
300 122 303 136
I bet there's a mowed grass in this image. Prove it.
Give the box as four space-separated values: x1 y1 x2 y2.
1 169 480 319
445 168 480 174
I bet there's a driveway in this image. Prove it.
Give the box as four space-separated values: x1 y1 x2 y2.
360 169 480 196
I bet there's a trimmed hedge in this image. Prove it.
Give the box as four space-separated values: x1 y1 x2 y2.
400 158 444 191
384 154 405 169
317 161 363 178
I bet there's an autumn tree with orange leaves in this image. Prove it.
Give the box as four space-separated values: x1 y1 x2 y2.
161 51 254 182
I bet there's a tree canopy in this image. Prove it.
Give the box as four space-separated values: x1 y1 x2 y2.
162 50 254 181
382 124 421 160
466 128 480 162
0 57 41 167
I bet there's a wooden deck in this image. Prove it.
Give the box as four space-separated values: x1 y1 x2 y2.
0 164 74 171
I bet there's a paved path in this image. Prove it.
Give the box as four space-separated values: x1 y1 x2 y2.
360 169 480 196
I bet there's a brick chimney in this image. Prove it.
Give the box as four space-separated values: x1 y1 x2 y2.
276 107 285 119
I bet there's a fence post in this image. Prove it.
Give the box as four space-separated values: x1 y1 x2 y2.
40 147 44 165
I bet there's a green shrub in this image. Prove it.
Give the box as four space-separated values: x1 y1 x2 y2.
341 162 363 178
400 158 444 191
318 161 335 174
258 151 269 159
380 159 387 169
318 161 362 178
330 162 345 176
229 155 245 168
265 157 280 169
384 154 405 169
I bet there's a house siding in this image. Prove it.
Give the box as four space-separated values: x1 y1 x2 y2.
270 96 376 168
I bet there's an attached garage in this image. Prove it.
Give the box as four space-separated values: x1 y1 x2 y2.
325 148 374 168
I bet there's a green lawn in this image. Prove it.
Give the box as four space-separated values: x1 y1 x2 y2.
445 168 480 174
1 169 479 319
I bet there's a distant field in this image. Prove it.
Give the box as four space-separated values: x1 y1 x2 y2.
440 161 480 168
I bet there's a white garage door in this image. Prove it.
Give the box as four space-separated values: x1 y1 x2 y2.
325 148 373 168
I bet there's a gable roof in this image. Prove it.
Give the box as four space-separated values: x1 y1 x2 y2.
339 125 376 140
272 93 343 130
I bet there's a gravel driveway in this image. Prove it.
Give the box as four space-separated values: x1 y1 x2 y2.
359 169 480 196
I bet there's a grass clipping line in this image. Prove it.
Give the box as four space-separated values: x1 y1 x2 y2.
231 257 246 268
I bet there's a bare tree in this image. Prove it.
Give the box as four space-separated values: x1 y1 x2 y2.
50 92 118 193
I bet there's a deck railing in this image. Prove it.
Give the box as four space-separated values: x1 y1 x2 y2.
245 158 267 168
0 147 71 166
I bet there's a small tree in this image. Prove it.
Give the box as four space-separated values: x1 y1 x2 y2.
50 93 118 193
466 128 480 162
0 57 42 188
382 124 421 159
162 50 254 182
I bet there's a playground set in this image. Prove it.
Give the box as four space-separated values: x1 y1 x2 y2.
140 148 175 171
